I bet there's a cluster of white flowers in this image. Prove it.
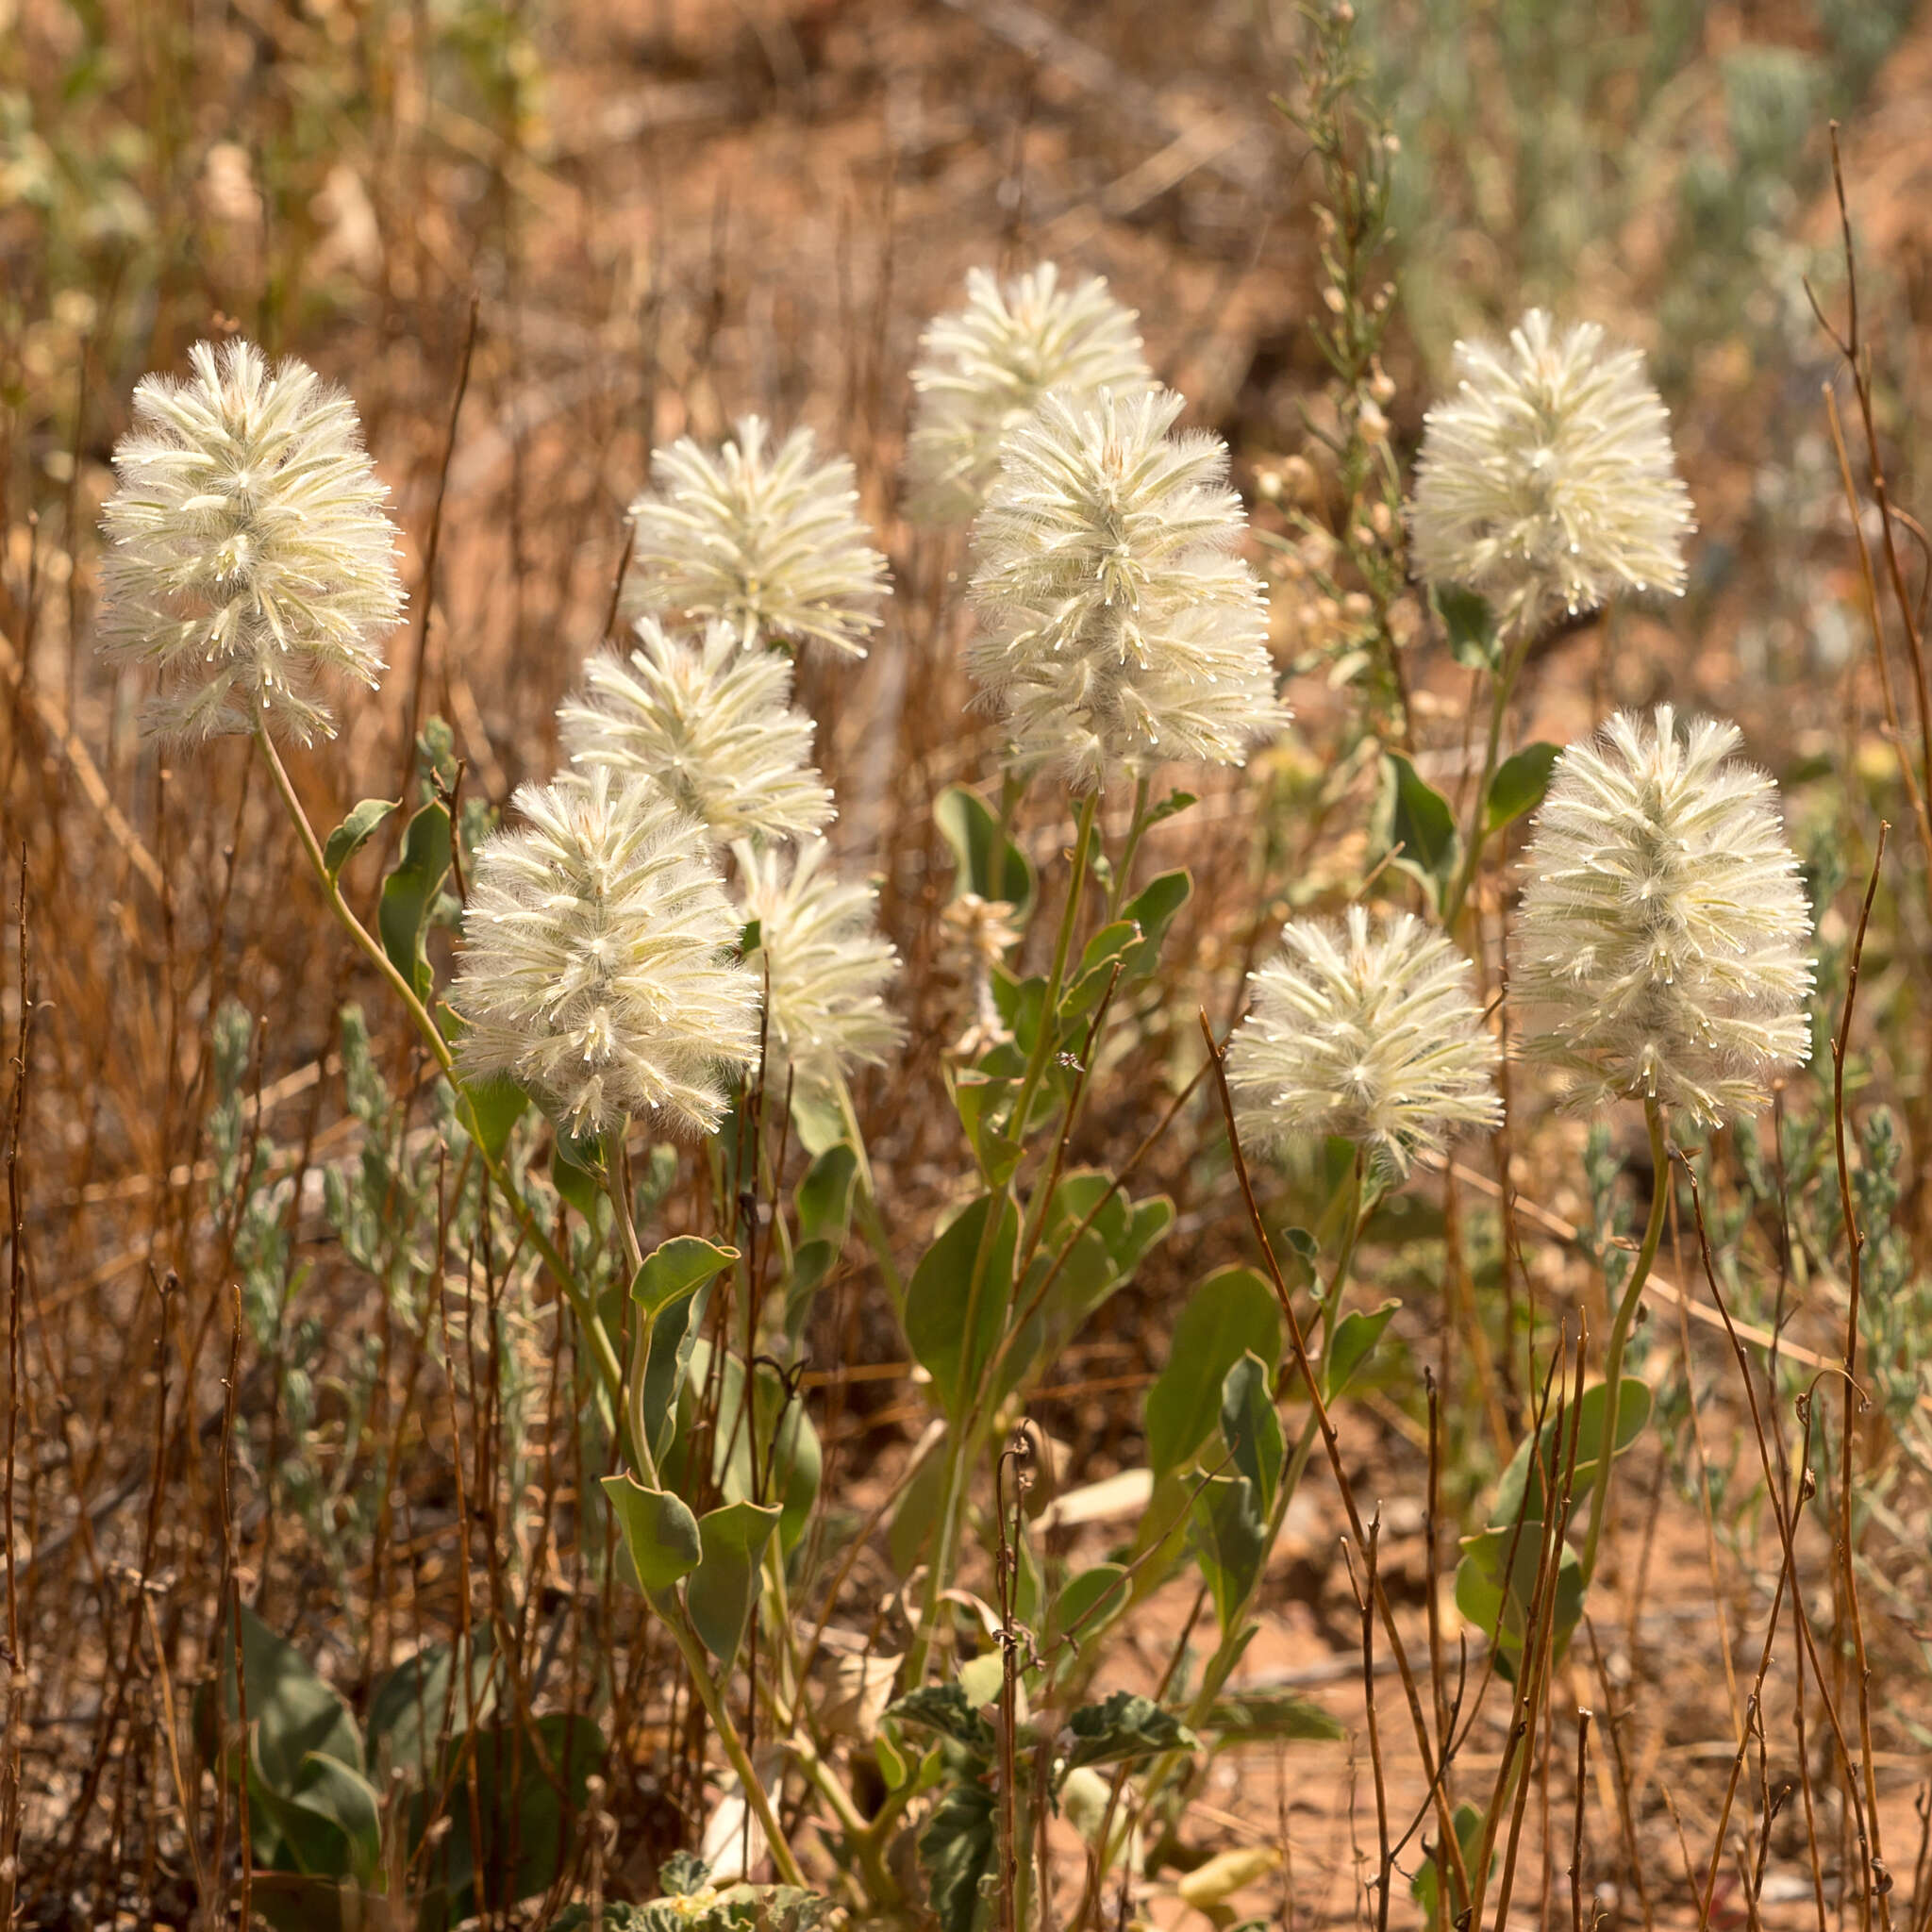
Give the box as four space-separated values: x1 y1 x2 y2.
1226 907 1501 1176
905 264 1154 527
1408 309 1693 640
98 339 404 743
1510 705 1813 1125
624 416 888 658
558 618 832 847
966 387 1287 789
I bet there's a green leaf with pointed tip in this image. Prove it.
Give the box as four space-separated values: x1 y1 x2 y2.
786 1142 860 1342
632 1236 737 1320
1120 869 1191 977
884 1683 996 1756
1412 1799 1488 1924
458 1078 528 1161
935 784 1034 917
687 1500 783 1666
1060 1691 1197 1774
905 1193 1020 1416
323 799 398 881
1455 1523 1587 1684
1048 1563 1129 1653
603 1475 702 1592
1491 1376 1652 1535
377 801 451 999
1220 1352 1284 1516
1324 1297 1402 1402
1144 1268 1281 1479
1436 585 1499 671
1189 1474 1268 1630
1486 741 1561 834
1375 753 1460 908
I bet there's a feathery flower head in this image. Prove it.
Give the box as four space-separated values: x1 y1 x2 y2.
452 767 760 1138
99 339 404 744
1509 705 1814 1125
623 416 889 658
558 617 832 847
966 387 1287 789
1226 906 1502 1178
734 838 903 1097
1408 309 1692 640
905 262 1155 526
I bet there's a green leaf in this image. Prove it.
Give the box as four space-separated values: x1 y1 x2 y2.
919 1781 997 1932
1324 1297 1401 1402
549 1127 608 1225
1144 1267 1282 1479
786 1143 860 1343
1189 1474 1268 1630
208 1603 362 1800
1145 791 1197 829
1059 1691 1197 1774
603 1475 702 1592
1435 585 1499 671
686 1500 783 1666
632 1235 737 1320
1119 870 1191 977
1202 1686 1346 1743
1491 1376 1653 1535
1455 1523 1586 1683
905 1194 1019 1416
1220 1352 1285 1516
1411 1800 1488 1924
1485 741 1561 834
322 798 397 880
951 1072 1023 1188
1374 753 1461 908
934 784 1034 917
283 1754 381 1888
377 800 452 1000
365 1641 495 1787
458 1077 528 1161
886 1431 950 1576
637 1275 716 1466
1047 1564 1129 1653
884 1683 996 1755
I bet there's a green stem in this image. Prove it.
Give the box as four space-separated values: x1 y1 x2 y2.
1443 628 1534 927
907 790 1100 1684
1106 775 1152 922
1577 1095 1670 1583
259 731 806 1887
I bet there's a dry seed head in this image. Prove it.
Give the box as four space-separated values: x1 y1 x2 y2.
1226 906 1502 1178
966 387 1288 790
98 339 404 744
624 415 888 658
558 617 832 847
1408 310 1692 640
1509 705 1814 1125
452 767 760 1138
905 262 1156 526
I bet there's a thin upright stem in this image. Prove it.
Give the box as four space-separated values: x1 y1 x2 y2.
1444 627 1535 927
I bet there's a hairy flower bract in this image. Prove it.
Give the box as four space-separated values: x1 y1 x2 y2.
99 338 405 744
558 618 832 846
905 262 1155 526
1509 705 1814 1124
624 416 888 657
966 387 1287 789
1226 906 1502 1177
452 768 760 1137
1408 309 1692 640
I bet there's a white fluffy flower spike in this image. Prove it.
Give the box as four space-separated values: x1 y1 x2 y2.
1509 706 1814 1125
558 618 832 847
734 838 903 1099
624 416 888 658
452 767 760 1138
1226 907 1502 1178
99 339 404 744
967 387 1287 789
905 263 1155 525
1408 310 1693 640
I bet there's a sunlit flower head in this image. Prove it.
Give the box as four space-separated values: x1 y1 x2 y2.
452 767 760 1137
905 262 1155 526
1226 906 1502 1177
623 416 889 657
966 387 1287 789
1408 310 1692 640
1509 705 1814 1125
558 617 832 847
98 339 404 744
734 838 903 1097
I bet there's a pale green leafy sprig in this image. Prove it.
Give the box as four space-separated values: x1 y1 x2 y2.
1408 310 1693 641
734 836 903 1102
452 766 760 1138
98 338 405 743
558 617 832 847
905 262 1155 526
966 387 1287 789
1510 705 1814 1125
624 416 889 658
1226 905 1501 1179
